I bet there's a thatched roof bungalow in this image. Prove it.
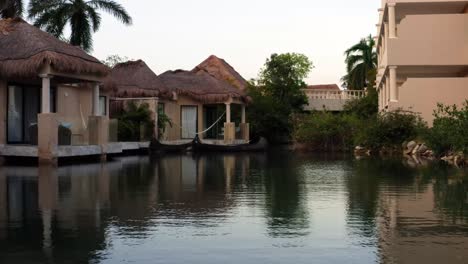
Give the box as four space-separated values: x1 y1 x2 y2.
0 18 111 161
159 69 247 104
104 60 170 99
0 18 108 82
157 70 249 142
191 55 248 90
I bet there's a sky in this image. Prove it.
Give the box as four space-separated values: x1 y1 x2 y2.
57 0 380 87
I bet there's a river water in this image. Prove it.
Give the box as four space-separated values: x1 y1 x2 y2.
0 150 467 263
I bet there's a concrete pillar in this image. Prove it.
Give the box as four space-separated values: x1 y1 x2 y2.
389 66 398 102
88 116 109 161
40 75 51 113
38 113 58 164
241 105 246 123
240 123 250 141
386 77 391 107
388 3 396 38
0 81 6 145
92 84 100 116
226 103 231 123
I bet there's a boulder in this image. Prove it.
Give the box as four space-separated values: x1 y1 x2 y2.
407 141 417 151
417 144 429 154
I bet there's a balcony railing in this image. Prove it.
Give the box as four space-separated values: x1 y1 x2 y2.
304 89 366 100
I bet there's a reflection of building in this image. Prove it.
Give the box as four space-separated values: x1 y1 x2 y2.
378 184 468 264
0 153 256 263
376 0 468 124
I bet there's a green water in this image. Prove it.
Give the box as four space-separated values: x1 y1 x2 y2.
0 150 467 263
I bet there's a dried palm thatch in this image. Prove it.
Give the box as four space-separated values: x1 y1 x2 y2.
192 55 249 90
159 70 249 104
0 18 108 80
104 60 172 99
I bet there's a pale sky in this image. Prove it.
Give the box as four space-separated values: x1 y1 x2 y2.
48 0 381 87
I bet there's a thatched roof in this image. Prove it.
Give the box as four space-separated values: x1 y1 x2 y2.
104 60 171 98
306 84 340 90
192 55 248 90
0 18 108 80
159 70 248 104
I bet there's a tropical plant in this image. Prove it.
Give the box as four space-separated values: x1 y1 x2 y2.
341 35 377 90
0 0 23 18
28 0 132 52
157 112 173 138
115 102 154 142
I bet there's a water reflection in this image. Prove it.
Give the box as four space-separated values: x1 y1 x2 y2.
0 152 467 263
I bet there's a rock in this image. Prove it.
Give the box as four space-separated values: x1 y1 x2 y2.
412 144 421 155
417 144 429 154
407 141 417 151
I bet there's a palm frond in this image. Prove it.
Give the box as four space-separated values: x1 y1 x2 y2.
88 0 132 25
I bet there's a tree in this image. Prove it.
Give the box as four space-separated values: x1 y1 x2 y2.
28 0 132 52
248 53 313 143
102 54 130 67
0 0 23 18
341 35 377 90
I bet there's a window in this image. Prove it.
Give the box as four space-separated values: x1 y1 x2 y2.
99 96 107 116
158 103 165 115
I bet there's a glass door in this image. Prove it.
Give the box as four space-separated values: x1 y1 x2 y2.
7 86 23 143
181 106 197 139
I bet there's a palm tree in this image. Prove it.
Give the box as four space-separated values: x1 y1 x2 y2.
341 35 377 90
28 0 132 52
0 0 23 18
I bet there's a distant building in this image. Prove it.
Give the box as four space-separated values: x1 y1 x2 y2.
304 84 365 112
376 0 468 124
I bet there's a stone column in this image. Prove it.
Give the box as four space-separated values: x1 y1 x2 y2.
386 76 391 107
388 3 396 38
88 116 109 161
240 105 249 141
389 66 398 102
40 74 51 113
38 113 58 164
224 103 235 143
92 83 100 116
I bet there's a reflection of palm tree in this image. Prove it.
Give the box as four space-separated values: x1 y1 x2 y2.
263 152 309 238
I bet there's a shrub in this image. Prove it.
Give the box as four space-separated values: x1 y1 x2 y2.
343 88 379 119
115 102 155 142
424 101 468 155
354 110 427 150
293 112 361 151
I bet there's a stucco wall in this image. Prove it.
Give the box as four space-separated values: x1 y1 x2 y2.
388 14 468 66
56 85 109 145
390 77 468 125
161 96 205 141
0 80 6 145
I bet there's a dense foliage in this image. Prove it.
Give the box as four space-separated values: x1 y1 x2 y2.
28 0 132 51
248 53 313 143
0 0 23 18
115 102 154 142
294 91 427 152
424 101 468 155
343 88 379 119
293 112 358 151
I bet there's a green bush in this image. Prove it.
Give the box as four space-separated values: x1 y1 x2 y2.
354 110 427 150
424 101 468 155
343 88 379 119
293 112 361 151
115 102 155 142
